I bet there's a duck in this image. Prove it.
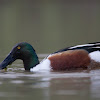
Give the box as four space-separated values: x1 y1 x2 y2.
0 42 100 72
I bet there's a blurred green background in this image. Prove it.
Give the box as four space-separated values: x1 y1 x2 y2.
0 0 100 54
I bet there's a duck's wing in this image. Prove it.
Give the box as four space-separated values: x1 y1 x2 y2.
54 42 100 54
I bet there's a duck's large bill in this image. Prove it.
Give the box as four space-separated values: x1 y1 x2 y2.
0 53 16 70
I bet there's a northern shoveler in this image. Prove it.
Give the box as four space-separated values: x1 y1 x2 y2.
0 42 100 72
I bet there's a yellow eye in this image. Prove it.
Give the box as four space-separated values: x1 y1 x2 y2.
17 46 21 49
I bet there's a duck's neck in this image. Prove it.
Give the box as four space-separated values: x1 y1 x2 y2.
23 54 40 71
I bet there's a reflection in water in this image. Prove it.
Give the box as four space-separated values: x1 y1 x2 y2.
0 55 100 100
91 75 100 99
0 71 100 100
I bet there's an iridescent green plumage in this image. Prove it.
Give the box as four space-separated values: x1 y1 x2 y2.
0 42 39 71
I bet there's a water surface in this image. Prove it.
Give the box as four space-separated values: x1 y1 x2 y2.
0 1 100 100
0 54 100 100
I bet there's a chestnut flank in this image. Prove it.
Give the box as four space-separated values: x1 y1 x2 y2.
48 50 90 70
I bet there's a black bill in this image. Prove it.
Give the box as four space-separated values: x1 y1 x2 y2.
0 53 16 70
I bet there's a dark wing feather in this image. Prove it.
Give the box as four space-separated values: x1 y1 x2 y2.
54 42 100 54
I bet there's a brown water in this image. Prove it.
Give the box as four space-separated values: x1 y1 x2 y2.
0 55 100 100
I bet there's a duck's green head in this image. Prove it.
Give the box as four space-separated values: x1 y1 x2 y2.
0 42 39 71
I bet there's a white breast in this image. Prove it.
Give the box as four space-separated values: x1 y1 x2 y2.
89 51 100 62
30 59 51 72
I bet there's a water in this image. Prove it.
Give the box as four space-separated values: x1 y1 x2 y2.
0 1 100 100
0 55 100 100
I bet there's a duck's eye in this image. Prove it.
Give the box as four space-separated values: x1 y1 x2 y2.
17 46 21 50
